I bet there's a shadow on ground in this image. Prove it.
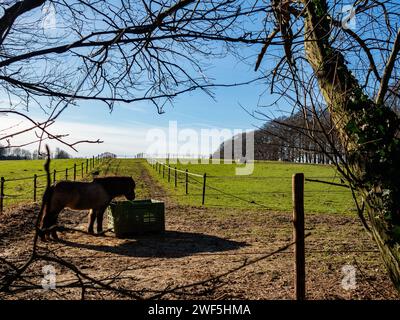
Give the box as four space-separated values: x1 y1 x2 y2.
58 230 248 258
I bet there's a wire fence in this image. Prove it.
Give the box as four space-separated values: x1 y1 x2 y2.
0 157 394 299
0 155 104 213
147 158 394 299
148 158 352 212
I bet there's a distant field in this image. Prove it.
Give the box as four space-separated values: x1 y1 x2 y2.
146 160 356 215
0 158 89 206
0 158 150 208
0 158 356 215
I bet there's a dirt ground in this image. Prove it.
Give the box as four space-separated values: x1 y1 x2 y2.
0 162 399 300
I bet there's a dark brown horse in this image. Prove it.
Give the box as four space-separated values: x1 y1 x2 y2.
39 176 135 241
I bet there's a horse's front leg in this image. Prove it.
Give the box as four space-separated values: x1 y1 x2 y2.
50 226 59 241
87 209 96 235
96 206 108 235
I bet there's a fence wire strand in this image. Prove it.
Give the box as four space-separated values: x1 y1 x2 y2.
1 158 102 211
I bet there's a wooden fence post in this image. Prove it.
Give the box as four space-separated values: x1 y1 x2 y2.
81 163 84 178
163 165 165 178
86 159 88 173
65 168 68 180
168 166 171 182
0 177 4 213
33 174 37 202
53 170 56 182
174 167 177 187
185 169 188 194
292 173 305 300
159 162 161 175
202 173 207 205
73 164 77 181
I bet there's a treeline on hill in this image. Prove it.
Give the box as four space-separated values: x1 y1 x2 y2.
0 146 71 160
213 92 400 164
213 112 344 164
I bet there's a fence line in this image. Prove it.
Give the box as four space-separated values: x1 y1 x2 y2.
153 160 203 177
0 155 105 213
207 175 341 180
148 158 384 299
148 158 351 209
150 159 208 205
1 157 384 299
151 160 307 299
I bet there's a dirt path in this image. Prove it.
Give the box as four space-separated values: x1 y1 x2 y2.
0 161 399 300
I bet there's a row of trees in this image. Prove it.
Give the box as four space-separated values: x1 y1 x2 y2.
0 145 71 160
214 111 344 164
0 146 32 160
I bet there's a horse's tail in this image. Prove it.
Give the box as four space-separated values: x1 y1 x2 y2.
36 145 53 234
44 145 51 189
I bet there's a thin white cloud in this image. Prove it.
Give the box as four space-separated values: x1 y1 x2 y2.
0 114 151 157
0 114 242 158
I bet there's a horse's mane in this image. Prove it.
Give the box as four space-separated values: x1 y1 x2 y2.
93 176 134 198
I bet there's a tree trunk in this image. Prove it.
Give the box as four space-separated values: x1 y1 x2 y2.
302 0 400 290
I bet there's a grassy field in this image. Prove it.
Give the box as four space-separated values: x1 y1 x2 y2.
0 158 151 208
0 158 91 206
145 159 356 215
0 158 355 215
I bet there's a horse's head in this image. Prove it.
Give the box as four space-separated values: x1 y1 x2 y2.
94 176 136 200
125 177 136 201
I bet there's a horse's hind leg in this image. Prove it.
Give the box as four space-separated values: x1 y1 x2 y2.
87 209 96 235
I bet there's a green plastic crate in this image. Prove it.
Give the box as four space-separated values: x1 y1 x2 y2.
107 199 165 238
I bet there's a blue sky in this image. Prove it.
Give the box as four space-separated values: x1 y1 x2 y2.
0 2 288 158
65 57 270 157
1 50 276 158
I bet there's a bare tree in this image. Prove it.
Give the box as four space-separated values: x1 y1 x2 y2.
210 0 400 292
0 0 263 153
54 147 70 159
251 0 400 290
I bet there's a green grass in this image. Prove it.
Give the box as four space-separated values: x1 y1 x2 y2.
0 158 91 206
146 160 356 215
0 158 153 209
0 158 356 215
